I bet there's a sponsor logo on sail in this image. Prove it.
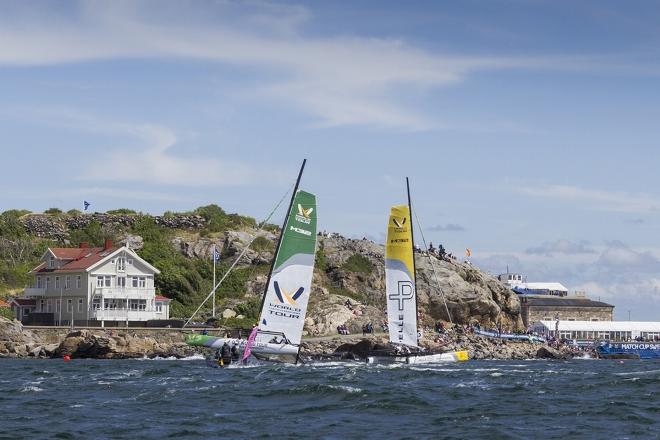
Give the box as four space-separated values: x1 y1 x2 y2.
389 281 414 341
274 281 305 306
290 226 311 236
295 204 313 224
392 216 406 229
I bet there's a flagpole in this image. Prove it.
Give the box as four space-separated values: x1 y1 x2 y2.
212 245 216 319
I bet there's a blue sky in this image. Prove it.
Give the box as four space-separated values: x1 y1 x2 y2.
1 0 660 319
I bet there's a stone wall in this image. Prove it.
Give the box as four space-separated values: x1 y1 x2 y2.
20 213 207 239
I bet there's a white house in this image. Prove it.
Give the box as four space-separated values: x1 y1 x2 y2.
19 240 171 326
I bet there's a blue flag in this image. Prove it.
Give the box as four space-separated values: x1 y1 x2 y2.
213 247 220 262
83 201 90 211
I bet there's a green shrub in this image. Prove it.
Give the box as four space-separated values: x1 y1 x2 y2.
252 236 274 253
235 296 262 320
68 221 112 247
0 307 14 320
66 209 82 216
315 246 327 272
342 253 373 274
107 209 137 215
44 208 63 215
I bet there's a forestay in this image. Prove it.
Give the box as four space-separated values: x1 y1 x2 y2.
257 190 317 346
385 205 418 347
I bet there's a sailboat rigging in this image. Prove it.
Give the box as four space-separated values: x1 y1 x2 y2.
186 159 318 365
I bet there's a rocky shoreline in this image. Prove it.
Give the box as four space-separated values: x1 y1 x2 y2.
300 332 582 361
1 317 585 361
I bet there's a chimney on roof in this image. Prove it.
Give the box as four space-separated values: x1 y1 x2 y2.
104 239 113 250
80 242 89 249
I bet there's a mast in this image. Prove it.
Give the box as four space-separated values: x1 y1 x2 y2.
406 177 419 343
257 159 307 320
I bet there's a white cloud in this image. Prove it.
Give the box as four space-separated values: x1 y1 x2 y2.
526 239 595 256
0 0 646 130
518 184 660 213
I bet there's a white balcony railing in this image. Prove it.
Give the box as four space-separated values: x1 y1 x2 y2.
92 309 157 321
23 287 46 297
93 287 154 300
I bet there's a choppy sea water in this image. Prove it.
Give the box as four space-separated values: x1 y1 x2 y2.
0 357 658 439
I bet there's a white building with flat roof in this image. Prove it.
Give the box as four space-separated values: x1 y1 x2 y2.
533 320 660 342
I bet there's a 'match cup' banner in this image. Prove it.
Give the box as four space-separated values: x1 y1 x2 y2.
385 205 418 347
258 190 317 345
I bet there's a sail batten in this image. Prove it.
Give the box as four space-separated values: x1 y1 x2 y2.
257 190 317 346
385 204 418 347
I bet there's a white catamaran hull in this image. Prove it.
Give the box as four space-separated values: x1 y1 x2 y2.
366 351 469 365
194 337 299 357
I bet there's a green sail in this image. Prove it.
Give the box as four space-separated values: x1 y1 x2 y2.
257 190 317 345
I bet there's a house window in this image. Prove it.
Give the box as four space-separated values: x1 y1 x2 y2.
78 298 83 313
67 299 72 312
118 277 126 288
92 298 100 310
128 259 133 266
97 276 103 287
76 276 81 289
104 276 111 287
156 303 163 313
139 277 146 288
36 277 42 289
65 276 70 290
132 277 138 288
117 257 126 272
55 276 60 289
40 300 45 312
55 299 60 313
49 256 55 269
130 300 147 311
46 277 50 290
47 300 52 313
97 276 111 287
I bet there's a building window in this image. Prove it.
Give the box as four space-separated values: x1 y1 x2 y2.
97 276 103 287
65 276 70 290
97 276 111 288
118 277 126 288
36 277 42 289
156 303 163 313
76 275 81 289
139 277 146 288
49 256 55 269
67 299 72 312
55 299 60 313
132 277 138 288
78 298 83 313
47 300 52 313
130 300 147 311
117 257 126 272
55 276 60 289
92 298 100 310
104 276 111 287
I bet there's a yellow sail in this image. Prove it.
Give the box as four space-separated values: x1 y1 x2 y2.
385 205 418 346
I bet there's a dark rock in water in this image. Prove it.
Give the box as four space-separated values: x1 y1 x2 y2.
536 346 565 359
335 339 395 358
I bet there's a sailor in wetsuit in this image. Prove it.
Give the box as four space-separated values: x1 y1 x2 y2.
231 343 240 362
219 342 232 366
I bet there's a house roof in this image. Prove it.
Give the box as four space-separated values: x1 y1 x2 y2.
31 246 160 275
32 247 118 273
11 298 36 306
155 295 172 302
524 297 613 308
0 300 9 308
